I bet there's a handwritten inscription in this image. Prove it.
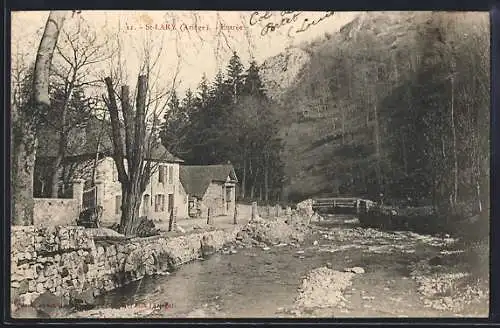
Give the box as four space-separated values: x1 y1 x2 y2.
249 11 336 37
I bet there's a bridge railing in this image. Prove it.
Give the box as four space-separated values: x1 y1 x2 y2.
312 197 376 214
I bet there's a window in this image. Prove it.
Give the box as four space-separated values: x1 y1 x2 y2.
112 163 118 182
115 195 122 214
142 194 150 216
158 166 166 183
168 166 173 184
155 194 165 212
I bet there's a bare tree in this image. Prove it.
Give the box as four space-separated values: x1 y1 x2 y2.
105 75 149 235
12 11 70 225
103 31 180 236
47 17 115 197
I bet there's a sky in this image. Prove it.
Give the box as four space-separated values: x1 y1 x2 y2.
11 10 359 98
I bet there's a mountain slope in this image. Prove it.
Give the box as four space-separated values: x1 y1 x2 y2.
259 11 489 203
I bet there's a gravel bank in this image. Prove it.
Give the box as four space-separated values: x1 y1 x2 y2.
294 267 355 310
409 257 488 314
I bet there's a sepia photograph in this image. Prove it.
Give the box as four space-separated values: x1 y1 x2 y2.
9 10 490 319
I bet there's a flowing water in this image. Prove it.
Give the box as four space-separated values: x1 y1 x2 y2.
92 217 488 318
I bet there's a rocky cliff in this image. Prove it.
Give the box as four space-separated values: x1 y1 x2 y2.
258 11 489 203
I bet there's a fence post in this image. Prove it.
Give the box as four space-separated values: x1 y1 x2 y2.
72 179 85 212
251 202 257 222
233 204 238 225
267 205 271 218
173 207 178 229
168 209 174 232
276 204 280 217
207 207 212 225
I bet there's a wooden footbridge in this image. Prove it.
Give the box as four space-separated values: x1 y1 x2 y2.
312 197 376 215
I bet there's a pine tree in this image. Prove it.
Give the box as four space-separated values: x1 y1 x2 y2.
226 51 245 103
198 73 210 108
243 60 266 98
160 89 189 156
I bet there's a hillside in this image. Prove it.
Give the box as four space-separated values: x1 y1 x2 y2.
259 11 490 204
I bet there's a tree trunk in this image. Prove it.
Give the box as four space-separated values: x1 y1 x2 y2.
250 166 257 200
401 132 408 176
12 11 68 225
264 154 269 202
91 139 101 186
12 126 37 225
50 73 76 197
341 109 346 144
476 180 482 213
240 157 246 199
451 76 458 206
50 132 68 197
119 183 142 236
373 102 382 191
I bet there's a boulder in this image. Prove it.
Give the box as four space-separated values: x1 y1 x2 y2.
297 199 314 218
344 267 365 274
175 225 186 234
32 291 71 318
310 212 323 223
200 235 216 258
69 288 98 310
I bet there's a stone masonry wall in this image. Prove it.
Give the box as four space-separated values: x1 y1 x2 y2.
11 225 240 307
33 199 80 227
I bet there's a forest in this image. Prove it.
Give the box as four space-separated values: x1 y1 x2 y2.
159 52 285 203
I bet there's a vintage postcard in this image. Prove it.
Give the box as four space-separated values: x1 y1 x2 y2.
10 10 490 319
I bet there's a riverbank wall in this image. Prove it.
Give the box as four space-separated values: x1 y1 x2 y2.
11 225 241 307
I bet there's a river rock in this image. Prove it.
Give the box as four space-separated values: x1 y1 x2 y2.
297 199 314 218
69 288 98 310
175 225 186 234
344 267 365 274
200 235 216 258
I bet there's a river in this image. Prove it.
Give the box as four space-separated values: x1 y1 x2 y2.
89 216 488 318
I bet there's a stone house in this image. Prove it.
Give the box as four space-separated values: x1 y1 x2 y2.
179 164 238 218
34 117 189 225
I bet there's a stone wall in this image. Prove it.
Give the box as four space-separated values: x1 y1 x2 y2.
33 180 84 227
11 225 240 307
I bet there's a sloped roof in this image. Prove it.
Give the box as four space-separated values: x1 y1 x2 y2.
179 164 238 198
37 116 183 163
